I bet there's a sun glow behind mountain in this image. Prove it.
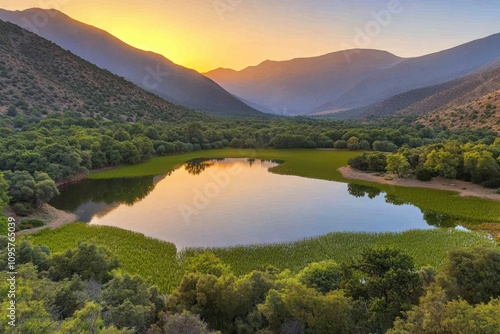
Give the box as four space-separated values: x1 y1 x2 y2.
2 0 500 72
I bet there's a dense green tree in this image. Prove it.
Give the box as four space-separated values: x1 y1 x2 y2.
388 285 500 334
463 149 500 183
0 173 10 205
342 248 424 333
298 260 342 294
114 129 131 142
348 152 387 172
0 173 9 234
33 171 60 207
373 140 398 152
168 269 276 333
347 136 360 150
271 134 314 148
49 242 119 283
184 252 231 277
102 274 162 332
386 153 411 177
3 170 59 215
17 240 51 271
260 283 354 334
148 311 220 334
333 140 347 149
359 139 371 150
424 149 460 179
59 302 132 334
437 247 500 305
53 275 85 319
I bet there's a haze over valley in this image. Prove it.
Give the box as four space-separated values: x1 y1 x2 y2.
1 2 500 334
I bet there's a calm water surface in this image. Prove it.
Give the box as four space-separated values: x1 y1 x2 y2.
51 158 459 249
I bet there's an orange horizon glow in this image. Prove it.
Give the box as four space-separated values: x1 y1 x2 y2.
2 1 499 72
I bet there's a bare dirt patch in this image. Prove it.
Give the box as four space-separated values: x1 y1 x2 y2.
339 166 500 201
11 204 78 235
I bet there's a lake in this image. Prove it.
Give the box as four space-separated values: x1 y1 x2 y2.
50 158 460 249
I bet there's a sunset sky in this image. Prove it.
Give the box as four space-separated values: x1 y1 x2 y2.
2 0 500 72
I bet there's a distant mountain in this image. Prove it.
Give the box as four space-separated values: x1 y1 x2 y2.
205 50 403 115
0 8 261 117
205 34 500 116
315 33 500 114
0 20 203 122
323 79 466 120
323 63 500 132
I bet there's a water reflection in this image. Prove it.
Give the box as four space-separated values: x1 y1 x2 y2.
184 159 216 175
51 158 468 249
422 211 458 228
346 184 459 226
184 158 285 175
347 184 381 199
50 176 158 221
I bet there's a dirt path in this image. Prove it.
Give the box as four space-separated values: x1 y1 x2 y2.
338 166 500 201
14 204 78 235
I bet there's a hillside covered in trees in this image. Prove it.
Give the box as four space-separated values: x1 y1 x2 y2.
0 20 205 123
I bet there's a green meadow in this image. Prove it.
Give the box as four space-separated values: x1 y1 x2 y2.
90 148 500 222
26 223 496 293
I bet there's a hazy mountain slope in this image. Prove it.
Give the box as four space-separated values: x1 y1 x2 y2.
320 80 461 120
419 90 500 133
207 33 500 116
0 8 261 116
415 67 500 132
205 50 403 115
0 20 204 122
316 33 500 113
400 63 500 115
324 63 500 132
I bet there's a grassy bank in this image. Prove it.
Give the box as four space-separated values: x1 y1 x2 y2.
89 149 500 222
27 223 496 293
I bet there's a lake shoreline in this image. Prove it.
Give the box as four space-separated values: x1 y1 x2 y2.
338 166 500 202
12 203 78 235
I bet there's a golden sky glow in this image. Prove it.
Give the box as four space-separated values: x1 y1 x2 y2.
2 0 500 72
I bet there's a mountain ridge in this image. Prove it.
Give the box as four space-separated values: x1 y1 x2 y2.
205 33 500 116
0 8 262 117
0 19 205 122
205 49 403 115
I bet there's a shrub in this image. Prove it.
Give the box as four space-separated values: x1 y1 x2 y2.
347 137 360 150
12 202 33 216
333 140 347 149
16 219 45 231
359 140 371 150
6 105 17 117
373 140 398 152
415 167 433 181
481 177 500 189
437 247 500 305
298 261 342 294
348 153 387 172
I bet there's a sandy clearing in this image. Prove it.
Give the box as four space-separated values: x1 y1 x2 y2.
338 166 500 201
13 203 78 235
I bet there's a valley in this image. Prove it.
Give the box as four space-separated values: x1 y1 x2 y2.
0 4 499 333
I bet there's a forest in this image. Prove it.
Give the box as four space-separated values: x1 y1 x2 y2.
348 138 500 189
1 239 499 334
0 111 497 216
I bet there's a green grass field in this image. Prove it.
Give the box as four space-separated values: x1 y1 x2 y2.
27 223 496 293
89 149 500 222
